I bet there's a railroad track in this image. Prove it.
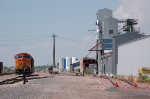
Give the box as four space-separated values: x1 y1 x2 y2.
0 74 48 85
100 76 137 87
0 76 22 85
0 72 15 76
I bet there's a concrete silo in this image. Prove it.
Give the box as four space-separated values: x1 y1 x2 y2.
59 57 64 71
72 57 78 64
66 57 72 71
64 58 66 69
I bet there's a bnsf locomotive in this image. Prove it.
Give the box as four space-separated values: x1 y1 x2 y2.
14 53 34 75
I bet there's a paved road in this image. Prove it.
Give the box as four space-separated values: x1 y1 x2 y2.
0 72 150 99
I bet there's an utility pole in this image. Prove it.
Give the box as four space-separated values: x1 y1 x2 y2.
51 34 57 67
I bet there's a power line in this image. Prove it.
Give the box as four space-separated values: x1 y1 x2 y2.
57 36 94 43
88 30 97 36
0 35 50 38
57 36 94 47
0 35 90 52
0 41 52 46
55 41 87 52
0 36 50 41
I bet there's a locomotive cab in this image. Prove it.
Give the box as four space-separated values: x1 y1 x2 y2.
14 53 34 75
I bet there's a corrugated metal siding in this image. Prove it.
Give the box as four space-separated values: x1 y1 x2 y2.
117 36 150 76
102 56 112 75
108 56 112 74
98 8 112 22
112 32 145 74
103 17 118 39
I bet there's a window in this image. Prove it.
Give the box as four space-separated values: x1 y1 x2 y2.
15 56 22 59
24 56 30 59
109 30 113 34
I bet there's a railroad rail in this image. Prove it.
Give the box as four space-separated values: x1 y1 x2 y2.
0 76 22 85
0 72 15 76
0 74 48 85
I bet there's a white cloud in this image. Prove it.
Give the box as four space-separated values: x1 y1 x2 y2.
114 0 150 34
82 36 95 43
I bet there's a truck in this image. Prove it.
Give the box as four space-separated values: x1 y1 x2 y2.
48 66 59 74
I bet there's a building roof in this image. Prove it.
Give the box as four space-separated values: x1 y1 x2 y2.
118 35 150 47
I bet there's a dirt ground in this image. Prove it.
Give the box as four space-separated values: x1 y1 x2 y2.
0 74 18 82
0 71 150 99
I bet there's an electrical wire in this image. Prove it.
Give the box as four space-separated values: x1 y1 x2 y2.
0 40 88 52
88 30 96 36
0 36 50 41
55 41 87 52
0 34 95 57
57 36 94 47
0 41 52 46
0 35 50 38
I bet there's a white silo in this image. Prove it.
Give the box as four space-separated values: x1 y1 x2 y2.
66 57 71 71
59 57 64 71
72 57 77 64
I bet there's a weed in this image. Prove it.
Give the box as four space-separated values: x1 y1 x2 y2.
85 71 91 75
128 75 134 83
120 75 125 81
137 73 142 82
142 75 149 81
114 75 118 79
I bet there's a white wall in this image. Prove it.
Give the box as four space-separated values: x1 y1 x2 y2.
117 36 150 76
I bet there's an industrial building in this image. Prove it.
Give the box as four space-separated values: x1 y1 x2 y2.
58 8 149 77
94 8 146 76
112 32 145 74
117 36 150 76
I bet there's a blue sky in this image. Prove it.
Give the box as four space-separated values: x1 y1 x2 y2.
0 0 150 66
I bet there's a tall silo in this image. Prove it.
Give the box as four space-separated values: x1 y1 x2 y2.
72 57 77 64
64 58 66 69
59 57 64 71
66 57 72 71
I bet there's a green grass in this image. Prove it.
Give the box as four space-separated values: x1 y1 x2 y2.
142 75 149 80
85 71 92 75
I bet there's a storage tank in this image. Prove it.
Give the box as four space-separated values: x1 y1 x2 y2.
59 57 64 71
0 62 3 73
72 57 78 64
64 58 66 69
70 64 73 72
66 57 72 71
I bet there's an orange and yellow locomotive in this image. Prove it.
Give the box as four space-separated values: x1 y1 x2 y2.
14 53 34 75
